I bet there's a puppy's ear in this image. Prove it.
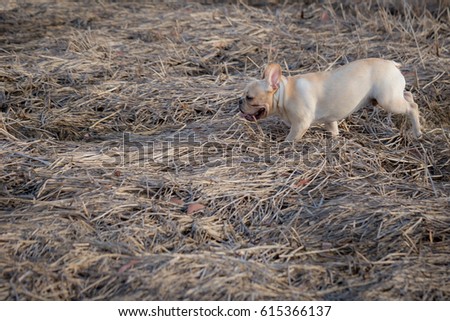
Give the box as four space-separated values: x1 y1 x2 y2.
263 63 282 91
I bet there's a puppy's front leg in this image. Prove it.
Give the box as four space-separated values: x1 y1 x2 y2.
285 122 310 142
325 121 339 136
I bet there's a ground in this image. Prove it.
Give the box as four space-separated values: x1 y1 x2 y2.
0 0 449 300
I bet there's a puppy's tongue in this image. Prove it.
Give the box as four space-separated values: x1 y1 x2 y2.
240 112 256 121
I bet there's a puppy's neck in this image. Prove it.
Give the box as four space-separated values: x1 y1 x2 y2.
273 76 288 113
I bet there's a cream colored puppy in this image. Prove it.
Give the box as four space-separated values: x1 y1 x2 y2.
239 58 422 142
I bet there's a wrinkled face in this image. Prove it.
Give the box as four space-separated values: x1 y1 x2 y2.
239 79 275 121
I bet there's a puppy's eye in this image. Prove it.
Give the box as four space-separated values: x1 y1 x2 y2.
246 96 253 100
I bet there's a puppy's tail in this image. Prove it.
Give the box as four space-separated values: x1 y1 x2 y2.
392 61 402 69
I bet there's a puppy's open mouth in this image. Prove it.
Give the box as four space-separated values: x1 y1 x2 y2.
241 108 266 121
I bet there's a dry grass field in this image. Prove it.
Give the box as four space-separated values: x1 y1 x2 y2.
1 0 449 300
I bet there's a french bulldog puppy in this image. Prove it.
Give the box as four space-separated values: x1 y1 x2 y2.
239 58 422 142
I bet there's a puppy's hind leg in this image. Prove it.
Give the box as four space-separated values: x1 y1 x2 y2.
377 92 422 138
404 91 422 138
324 121 339 136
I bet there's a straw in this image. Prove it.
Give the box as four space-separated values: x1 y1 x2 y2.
0 0 449 300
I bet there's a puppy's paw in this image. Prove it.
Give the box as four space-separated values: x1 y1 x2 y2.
284 137 299 145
